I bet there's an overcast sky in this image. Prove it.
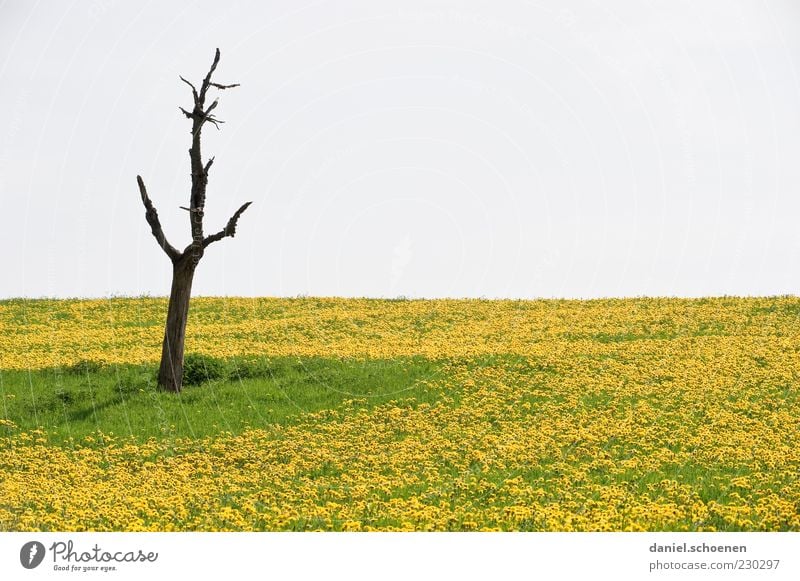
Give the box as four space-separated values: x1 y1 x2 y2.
1 0 799 299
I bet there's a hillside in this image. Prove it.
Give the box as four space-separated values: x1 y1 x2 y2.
1 296 798 531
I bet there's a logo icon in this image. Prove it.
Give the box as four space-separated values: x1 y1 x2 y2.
20 541 46 569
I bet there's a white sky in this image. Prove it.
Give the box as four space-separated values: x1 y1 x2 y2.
1 0 799 299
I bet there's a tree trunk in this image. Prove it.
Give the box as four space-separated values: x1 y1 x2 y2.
157 257 197 392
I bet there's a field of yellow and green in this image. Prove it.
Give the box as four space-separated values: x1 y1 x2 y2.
1 296 799 531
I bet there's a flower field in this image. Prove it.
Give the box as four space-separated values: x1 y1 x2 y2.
1 296 799 531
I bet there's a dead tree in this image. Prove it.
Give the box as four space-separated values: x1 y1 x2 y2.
137 48 251 392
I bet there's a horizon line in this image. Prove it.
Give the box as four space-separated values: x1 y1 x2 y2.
1 293 798 303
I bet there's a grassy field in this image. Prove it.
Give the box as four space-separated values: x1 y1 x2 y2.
1 296 799 531
0 356 443 441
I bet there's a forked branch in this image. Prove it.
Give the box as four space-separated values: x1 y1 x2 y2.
179 48 240 129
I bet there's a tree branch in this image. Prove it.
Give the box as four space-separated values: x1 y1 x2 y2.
204 116 224 129
201 100 224 128
179 76 199 105
202 201 252 248
137 175 181 261
198 48 222 105
210 82 240 90
174 48 244 257
179 50 239 132
204 99 219 117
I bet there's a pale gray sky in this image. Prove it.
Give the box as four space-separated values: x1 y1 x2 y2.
1 0 799 299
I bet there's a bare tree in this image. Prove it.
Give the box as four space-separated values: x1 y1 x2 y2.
137 48 251 392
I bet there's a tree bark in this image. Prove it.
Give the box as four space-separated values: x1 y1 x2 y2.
157 257 197 392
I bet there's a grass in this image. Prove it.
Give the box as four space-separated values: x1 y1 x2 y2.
0 355 444 443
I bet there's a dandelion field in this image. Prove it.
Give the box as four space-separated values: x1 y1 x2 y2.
1 296 799 531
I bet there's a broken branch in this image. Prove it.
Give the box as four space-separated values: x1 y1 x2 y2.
137 175 181 261
198 48 222 105
202 201 252 248
210 82 240 90
179 76 199 104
